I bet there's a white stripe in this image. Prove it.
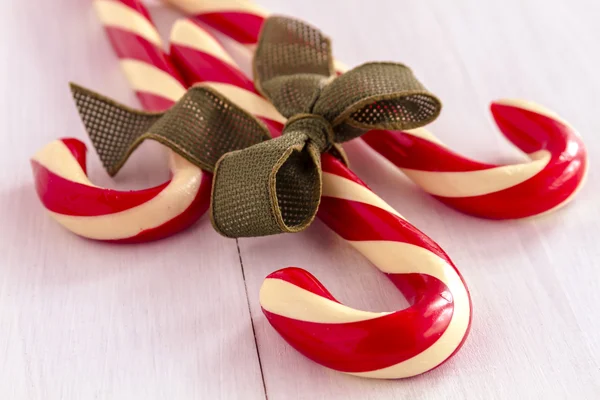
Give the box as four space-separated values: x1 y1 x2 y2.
333 59 349 74
170 19 237 68
322 172 404 219
32 141 94 186
349 241 451 285
401 149 551 197
196 82 286 123
165 0 268 17
120 59 186 102
260 279 391 323
94 0 162 47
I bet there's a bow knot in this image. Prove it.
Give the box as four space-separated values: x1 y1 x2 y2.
69 16 441 239
213 16 442 237
283 114 335 153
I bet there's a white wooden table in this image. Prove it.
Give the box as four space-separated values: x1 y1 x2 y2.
1 0 599 398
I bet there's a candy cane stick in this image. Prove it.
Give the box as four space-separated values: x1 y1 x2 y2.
169 18 471 378
166 0 588 220
30 0 212 242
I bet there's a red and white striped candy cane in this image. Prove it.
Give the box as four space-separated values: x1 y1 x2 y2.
166 0 588 220
30 0 212 243
169 17 471 378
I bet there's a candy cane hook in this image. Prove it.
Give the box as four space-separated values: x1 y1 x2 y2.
169 17 471 378
30 0 211 242
167 0 588 220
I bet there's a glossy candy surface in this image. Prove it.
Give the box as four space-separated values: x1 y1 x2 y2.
169 0 588 219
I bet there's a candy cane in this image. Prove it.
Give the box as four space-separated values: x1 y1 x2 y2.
30 0 211 242
169 17 471 378
166 0 588 220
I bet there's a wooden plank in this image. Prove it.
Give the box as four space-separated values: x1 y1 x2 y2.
236 0 600 398
0 2 264 399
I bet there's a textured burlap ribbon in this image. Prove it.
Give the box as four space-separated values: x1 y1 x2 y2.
70 16 441 238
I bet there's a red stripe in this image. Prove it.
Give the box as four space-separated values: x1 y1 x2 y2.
104 27 184 81
321 153 368 186
318 197 452 265
60 138 88 174
111 172 213 243
266 267 339 303
491 103 572 156
361 130 495 172
135 92 176 112
257 117 283 138
262 272 452 373
112 0 154 22
31 160 169 217
192 12 265 44
170 43 257 92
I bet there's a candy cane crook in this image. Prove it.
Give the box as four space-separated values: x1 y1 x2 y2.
30 0 212 242
166 0 588 220
169 16 471 378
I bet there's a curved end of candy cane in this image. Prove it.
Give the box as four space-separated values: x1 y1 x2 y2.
377 100 588 219
30 138 211 243
259 261 471 379
455 99 588 218
489 99 582 154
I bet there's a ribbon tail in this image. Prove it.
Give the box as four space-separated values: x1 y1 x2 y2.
70 84 272 177
211 132 322 238
70 83 164 176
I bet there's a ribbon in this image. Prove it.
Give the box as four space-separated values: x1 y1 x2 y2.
70 16 441 238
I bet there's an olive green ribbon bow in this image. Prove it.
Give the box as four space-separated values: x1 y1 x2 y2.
70 16 441 238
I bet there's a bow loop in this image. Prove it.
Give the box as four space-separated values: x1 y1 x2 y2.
314 63 442 142
212 131 322 237
254 16 334 117
254 16 333 84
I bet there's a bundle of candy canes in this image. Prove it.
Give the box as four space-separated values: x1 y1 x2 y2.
30 0 588 380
